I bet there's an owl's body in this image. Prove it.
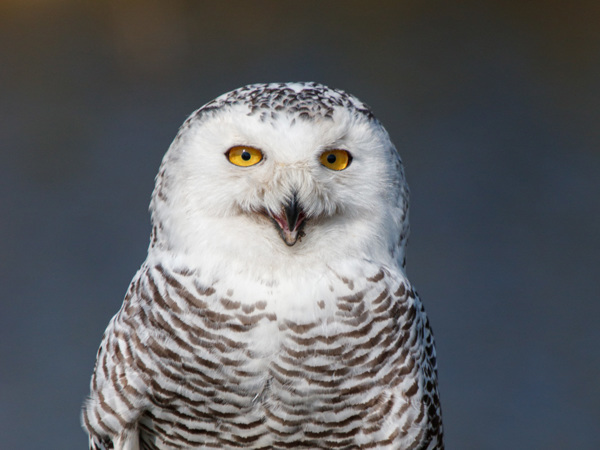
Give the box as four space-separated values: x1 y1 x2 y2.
83 83 443 449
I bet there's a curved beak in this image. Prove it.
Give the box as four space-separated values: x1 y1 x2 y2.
269 193 306 246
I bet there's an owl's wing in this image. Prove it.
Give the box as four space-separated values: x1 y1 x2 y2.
408 287 444 448
82 262 219 449
82 267 155 449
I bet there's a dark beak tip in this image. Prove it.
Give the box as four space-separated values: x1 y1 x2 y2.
284 239 297 247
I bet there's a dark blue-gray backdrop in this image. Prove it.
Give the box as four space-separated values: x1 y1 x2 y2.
1 1 599 448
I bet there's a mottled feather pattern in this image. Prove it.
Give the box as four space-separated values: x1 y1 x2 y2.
82 82 443 449
195 82 375 122
84 262 441 449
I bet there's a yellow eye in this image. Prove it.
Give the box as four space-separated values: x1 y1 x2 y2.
226 146 263 167
320 149 352 171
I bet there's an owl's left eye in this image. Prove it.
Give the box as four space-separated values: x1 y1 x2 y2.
320 149 352 171
226 146 263 167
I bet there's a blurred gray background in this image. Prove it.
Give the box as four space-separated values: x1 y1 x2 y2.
1 1 599 448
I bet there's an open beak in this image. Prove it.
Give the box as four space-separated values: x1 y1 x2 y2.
269 193 306 246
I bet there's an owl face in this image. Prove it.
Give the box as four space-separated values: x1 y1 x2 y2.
150 83 409 272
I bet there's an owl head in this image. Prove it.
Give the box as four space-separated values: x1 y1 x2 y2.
148 83 410 275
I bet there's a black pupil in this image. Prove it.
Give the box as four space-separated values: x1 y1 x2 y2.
241 151 251 161
327 154 337 164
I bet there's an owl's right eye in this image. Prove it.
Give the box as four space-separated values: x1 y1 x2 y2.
226 146 263 167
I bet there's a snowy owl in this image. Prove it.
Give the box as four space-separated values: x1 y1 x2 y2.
82 82 443 449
